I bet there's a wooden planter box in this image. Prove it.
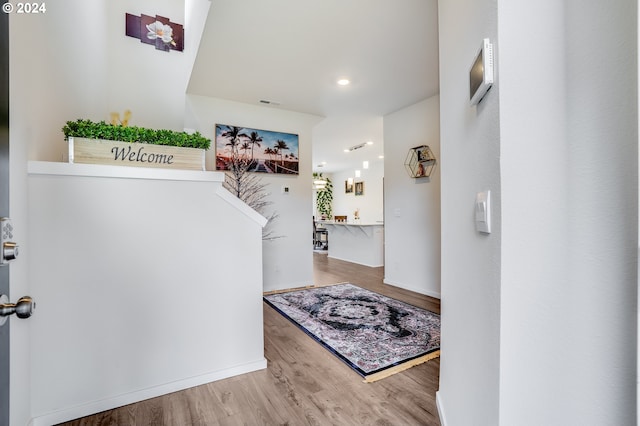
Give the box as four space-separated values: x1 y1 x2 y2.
68 137 205 171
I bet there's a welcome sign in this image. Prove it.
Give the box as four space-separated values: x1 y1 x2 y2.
68 137 205 171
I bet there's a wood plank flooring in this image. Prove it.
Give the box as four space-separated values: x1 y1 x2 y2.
59 253 441 426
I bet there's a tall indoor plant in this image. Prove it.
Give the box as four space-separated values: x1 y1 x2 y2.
314 173 333 220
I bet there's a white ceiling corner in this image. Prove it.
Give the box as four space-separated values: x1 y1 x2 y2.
187 0 440 173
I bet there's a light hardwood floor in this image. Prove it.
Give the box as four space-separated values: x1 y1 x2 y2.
59 253 441 426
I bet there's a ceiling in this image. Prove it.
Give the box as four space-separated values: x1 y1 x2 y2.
187 0 440 174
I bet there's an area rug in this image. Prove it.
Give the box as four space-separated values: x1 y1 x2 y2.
263 283 440 383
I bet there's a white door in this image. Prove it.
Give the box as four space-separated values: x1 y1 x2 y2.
0 12 34 426
0 10 10 426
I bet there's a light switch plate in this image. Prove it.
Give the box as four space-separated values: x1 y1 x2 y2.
475 190 491 234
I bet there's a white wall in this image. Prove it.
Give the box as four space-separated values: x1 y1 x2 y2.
496 2 569 424
184 94 323 292
11 0 209 162
106 0 207 131
9 0 313 298
330 162 384 224
9 2 120 422
12 1 108 162
438 1 638 425
27 164 266 425
8 2 223 423
437 0 501 423
383 97 441 298
498 2 637 425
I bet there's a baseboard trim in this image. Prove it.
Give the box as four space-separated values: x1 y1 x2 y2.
29 358 268 426
263 279 322 294
383 278 441 299
327 255 383 268
436 391 448 426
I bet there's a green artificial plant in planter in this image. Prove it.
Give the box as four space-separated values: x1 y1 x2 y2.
62 119 211 170
314 172 333 220
62 119 210 149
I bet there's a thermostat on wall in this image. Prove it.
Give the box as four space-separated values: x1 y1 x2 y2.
469 38 494 105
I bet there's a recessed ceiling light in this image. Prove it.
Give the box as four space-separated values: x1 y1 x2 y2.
366 141 374 145
337 78 350 86
378 155 384 159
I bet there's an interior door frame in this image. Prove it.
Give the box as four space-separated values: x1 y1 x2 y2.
0 8 10 426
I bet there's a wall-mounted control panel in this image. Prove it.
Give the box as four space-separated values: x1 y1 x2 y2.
470 38 494 105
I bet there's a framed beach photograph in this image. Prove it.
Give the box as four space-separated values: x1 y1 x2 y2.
355 181 364 196
215 124 299 175
345 180 353 193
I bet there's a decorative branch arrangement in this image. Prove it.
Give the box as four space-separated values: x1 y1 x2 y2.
223 151 282 240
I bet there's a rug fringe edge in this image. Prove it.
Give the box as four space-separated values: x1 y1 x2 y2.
263 282 350 296
362 350 441 383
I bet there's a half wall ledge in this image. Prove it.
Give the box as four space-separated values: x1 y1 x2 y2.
27 161 226 183
26 160 267 423
27 161 267 227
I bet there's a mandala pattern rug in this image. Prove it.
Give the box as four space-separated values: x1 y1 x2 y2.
263 283 440 382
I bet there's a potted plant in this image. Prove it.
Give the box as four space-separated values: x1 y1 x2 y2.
313 173 333 220
62 119 211 171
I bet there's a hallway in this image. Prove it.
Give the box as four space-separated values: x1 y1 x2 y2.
61 254 441 425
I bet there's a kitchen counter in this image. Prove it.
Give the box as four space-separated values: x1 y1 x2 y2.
320 222 384 267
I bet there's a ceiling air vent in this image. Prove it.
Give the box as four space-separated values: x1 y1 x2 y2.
259 99 281 106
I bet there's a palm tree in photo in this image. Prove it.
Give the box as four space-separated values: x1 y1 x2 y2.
220 125 248 156
240 142 251 159
247 131 263 161
274 139 289 165
264 147 276 163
